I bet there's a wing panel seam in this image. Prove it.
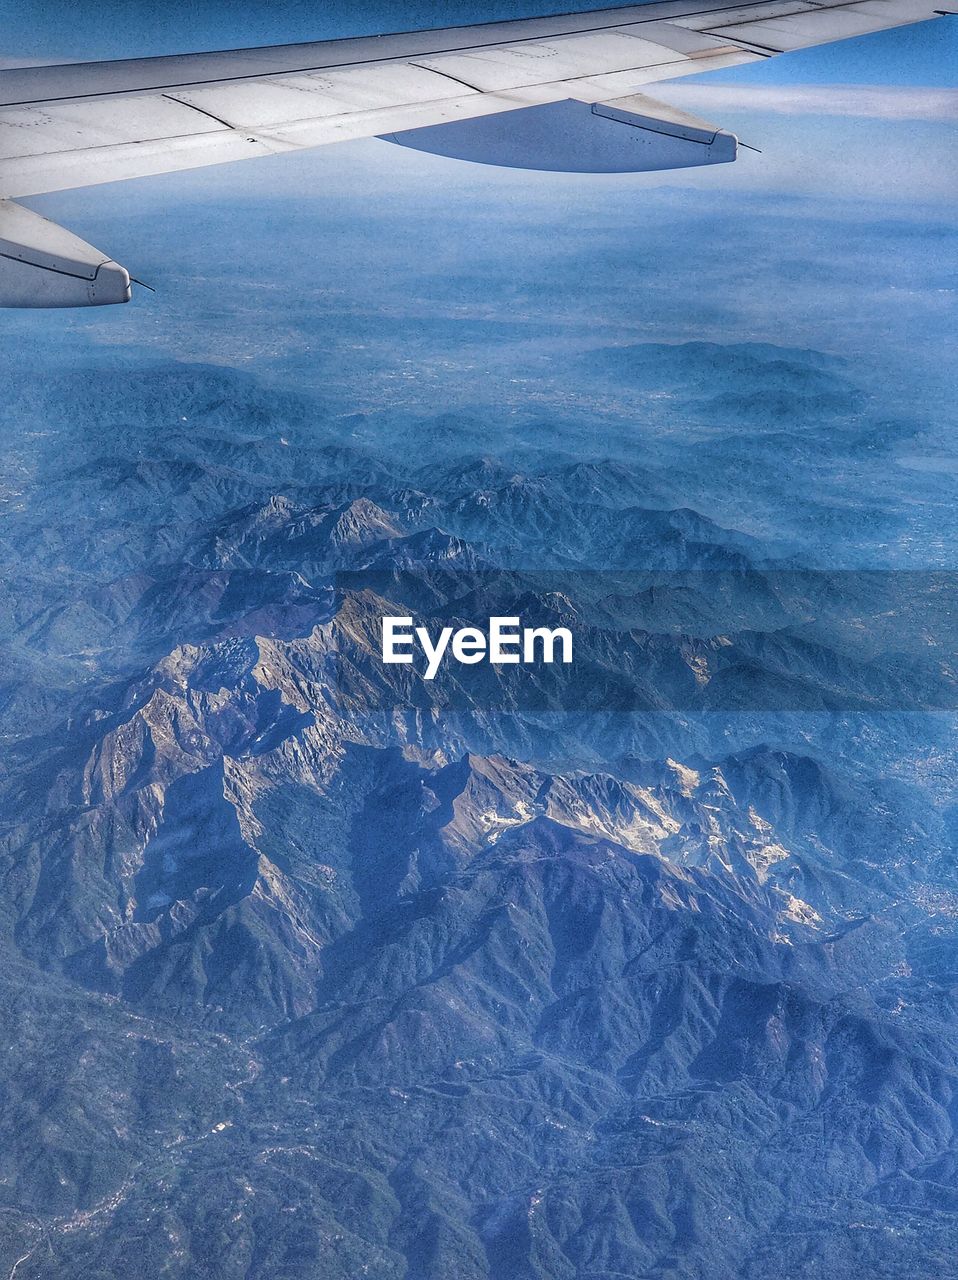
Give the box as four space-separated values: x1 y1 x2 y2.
406 62 483 93
161 92 236 130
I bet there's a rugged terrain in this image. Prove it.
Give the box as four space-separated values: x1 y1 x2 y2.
0 323 955 1279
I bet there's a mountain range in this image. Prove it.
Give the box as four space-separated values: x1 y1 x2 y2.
0 331 955 1279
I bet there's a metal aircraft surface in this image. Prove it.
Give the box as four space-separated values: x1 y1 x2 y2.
0 0 948 307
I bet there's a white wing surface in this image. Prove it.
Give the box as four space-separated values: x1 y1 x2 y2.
0 0 947 306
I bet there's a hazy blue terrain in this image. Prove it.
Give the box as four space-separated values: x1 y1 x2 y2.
0 105 956 1280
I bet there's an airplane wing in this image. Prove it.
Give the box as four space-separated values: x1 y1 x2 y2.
0 0 947 306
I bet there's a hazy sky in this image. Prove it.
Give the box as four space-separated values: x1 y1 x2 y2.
3 3 954 507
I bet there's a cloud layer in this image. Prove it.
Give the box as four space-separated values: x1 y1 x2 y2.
659 83 958 122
